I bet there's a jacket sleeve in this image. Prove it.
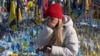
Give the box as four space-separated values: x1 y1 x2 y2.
34 25 53 46
50 26 79 56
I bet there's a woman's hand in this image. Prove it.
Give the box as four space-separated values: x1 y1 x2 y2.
36 45 52 53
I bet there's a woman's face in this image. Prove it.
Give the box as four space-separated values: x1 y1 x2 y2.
47 17 59 28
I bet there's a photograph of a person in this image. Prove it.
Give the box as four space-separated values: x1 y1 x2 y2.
0 0 100 56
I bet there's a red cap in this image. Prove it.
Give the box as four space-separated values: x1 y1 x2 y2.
46 3 63 19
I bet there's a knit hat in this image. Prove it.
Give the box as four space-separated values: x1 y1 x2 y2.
46 3 63 19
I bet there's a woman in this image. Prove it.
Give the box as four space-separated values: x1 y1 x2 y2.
35 3 79 56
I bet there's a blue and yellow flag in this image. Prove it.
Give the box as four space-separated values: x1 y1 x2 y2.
37 0 42 9
16 0 22 22
8 0 17 30
27 1 33 11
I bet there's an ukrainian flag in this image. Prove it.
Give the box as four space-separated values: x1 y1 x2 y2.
18 8 22 22
27 1 33 11
17 0 22 22
8 0 17 30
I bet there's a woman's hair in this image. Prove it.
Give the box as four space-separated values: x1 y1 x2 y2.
48 19 64 46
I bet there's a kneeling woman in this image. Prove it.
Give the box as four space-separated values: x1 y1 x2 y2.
35 3 79 56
